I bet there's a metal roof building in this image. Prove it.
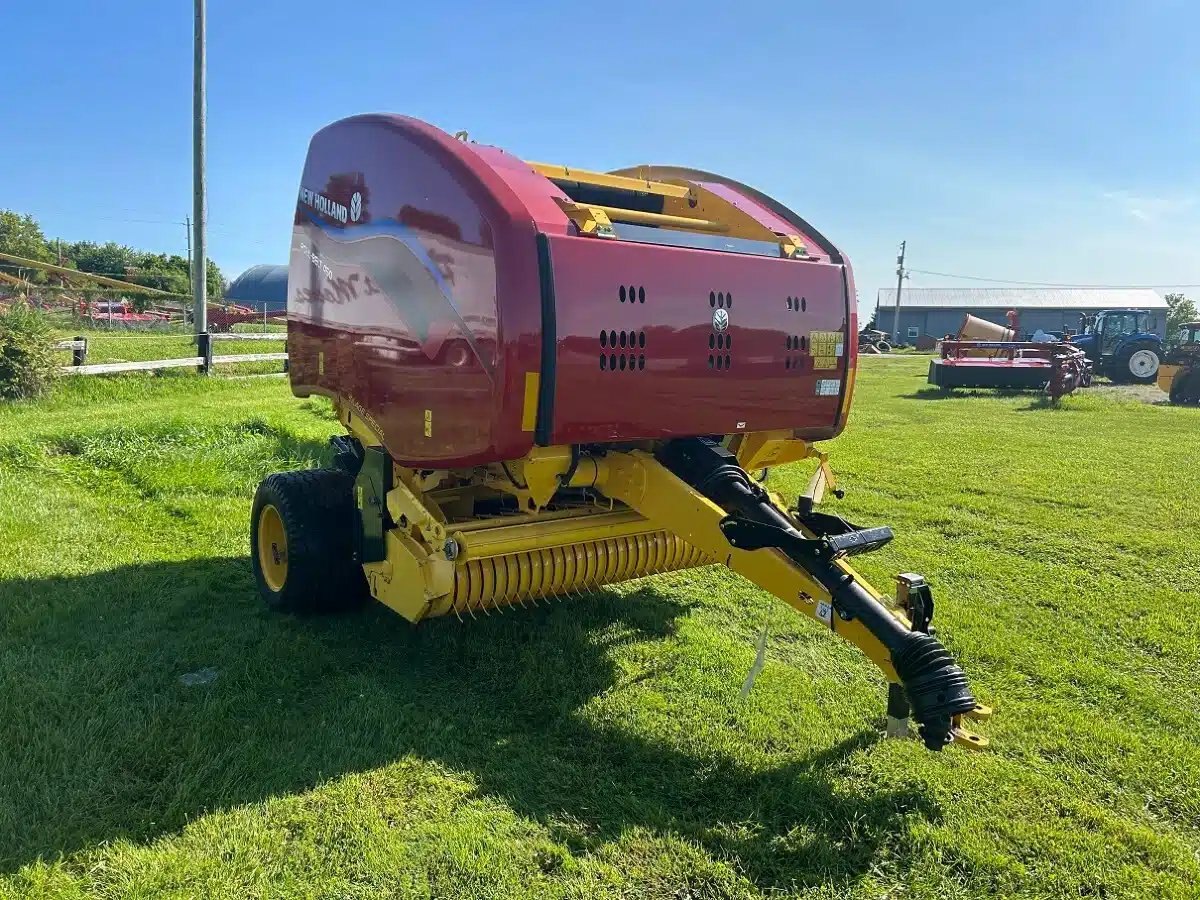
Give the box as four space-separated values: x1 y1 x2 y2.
226 264 288 312
875 287 1169 342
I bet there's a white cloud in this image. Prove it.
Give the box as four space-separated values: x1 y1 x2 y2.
1102 190 1196 224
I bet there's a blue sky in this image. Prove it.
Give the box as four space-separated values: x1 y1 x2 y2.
3 1 1197 309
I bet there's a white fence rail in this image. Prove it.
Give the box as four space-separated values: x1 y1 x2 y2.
54 334 288 376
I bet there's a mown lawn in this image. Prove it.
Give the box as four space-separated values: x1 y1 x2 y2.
0 357 1198 898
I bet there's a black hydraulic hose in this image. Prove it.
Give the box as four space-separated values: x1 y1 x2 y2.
658 438 977 749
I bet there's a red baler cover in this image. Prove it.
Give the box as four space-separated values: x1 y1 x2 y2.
288 114 857 467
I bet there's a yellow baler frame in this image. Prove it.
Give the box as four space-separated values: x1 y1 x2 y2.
527 161 808 258
335 401 989 750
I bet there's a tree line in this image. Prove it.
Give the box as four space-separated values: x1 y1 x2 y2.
1165 293 1199 337
0 209 224 302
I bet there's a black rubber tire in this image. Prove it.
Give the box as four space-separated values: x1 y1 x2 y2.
1171 370 1200 405
1115 344 1160 384
250 468 368 614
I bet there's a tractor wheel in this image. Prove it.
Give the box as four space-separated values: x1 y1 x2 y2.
250 468 367 614
1117 345 1160 384
1172 370 1200 405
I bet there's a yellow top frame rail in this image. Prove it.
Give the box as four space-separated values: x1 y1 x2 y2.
528 160 809 258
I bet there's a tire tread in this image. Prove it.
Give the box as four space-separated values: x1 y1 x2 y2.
251 468 367 614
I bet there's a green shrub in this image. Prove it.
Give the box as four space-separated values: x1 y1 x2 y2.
0 303 59 400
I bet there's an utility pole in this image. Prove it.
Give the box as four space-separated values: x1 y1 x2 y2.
892 240 907 344
192 0 210 371
185 216 192 283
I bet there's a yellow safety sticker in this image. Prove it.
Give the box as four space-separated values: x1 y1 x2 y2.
808 331 844 369
424 409 432 438
521 372 540 432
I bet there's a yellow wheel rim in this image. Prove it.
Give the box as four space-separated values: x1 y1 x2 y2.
257 504 288 592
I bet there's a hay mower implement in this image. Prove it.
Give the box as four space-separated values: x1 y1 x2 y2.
925 311 1091 399
929 340 1092 400
251 114 990 751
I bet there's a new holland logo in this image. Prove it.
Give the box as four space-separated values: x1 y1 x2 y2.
299 187 349 224
712 308 730 332
350 192 363 223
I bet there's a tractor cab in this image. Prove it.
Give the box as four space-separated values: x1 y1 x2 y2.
1082 310 1147 349
1070 309 1162 383
1171 321 1200 348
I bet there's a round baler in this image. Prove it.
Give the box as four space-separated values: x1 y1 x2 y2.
252 114 989 750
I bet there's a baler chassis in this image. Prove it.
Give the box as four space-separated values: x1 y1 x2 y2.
253 408 991 751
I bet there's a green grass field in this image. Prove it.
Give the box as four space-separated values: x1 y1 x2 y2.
1 357 1198 898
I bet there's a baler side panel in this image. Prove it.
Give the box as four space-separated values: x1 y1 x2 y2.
287 116 542 468
544 235 851 444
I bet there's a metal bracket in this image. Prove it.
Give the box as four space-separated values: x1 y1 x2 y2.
555 199 616 238
385 474 448 548
896 573 935 634
800 453 843 508
355 447 391 563
779 234 810 259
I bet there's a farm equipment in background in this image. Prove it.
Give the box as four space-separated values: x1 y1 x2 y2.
205 302 278 332
858 328 892 354
1157 321 1200 404
958 310 1019 344
0 249 269 331
1068 309 1162 383
249 114 990 752
0 250 187 325
85 298 172 325
929 340 1092 399
927 309 1091 398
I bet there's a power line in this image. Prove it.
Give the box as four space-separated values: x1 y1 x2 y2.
907 267 1200 289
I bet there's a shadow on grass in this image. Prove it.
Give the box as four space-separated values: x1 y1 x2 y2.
903 387 1040 401
0 558 938 890
1014 396 1074 411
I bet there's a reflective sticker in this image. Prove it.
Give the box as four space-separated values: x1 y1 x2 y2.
424 409 432 438
816 601 833 625
816 379 841 396
835 341 844 356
